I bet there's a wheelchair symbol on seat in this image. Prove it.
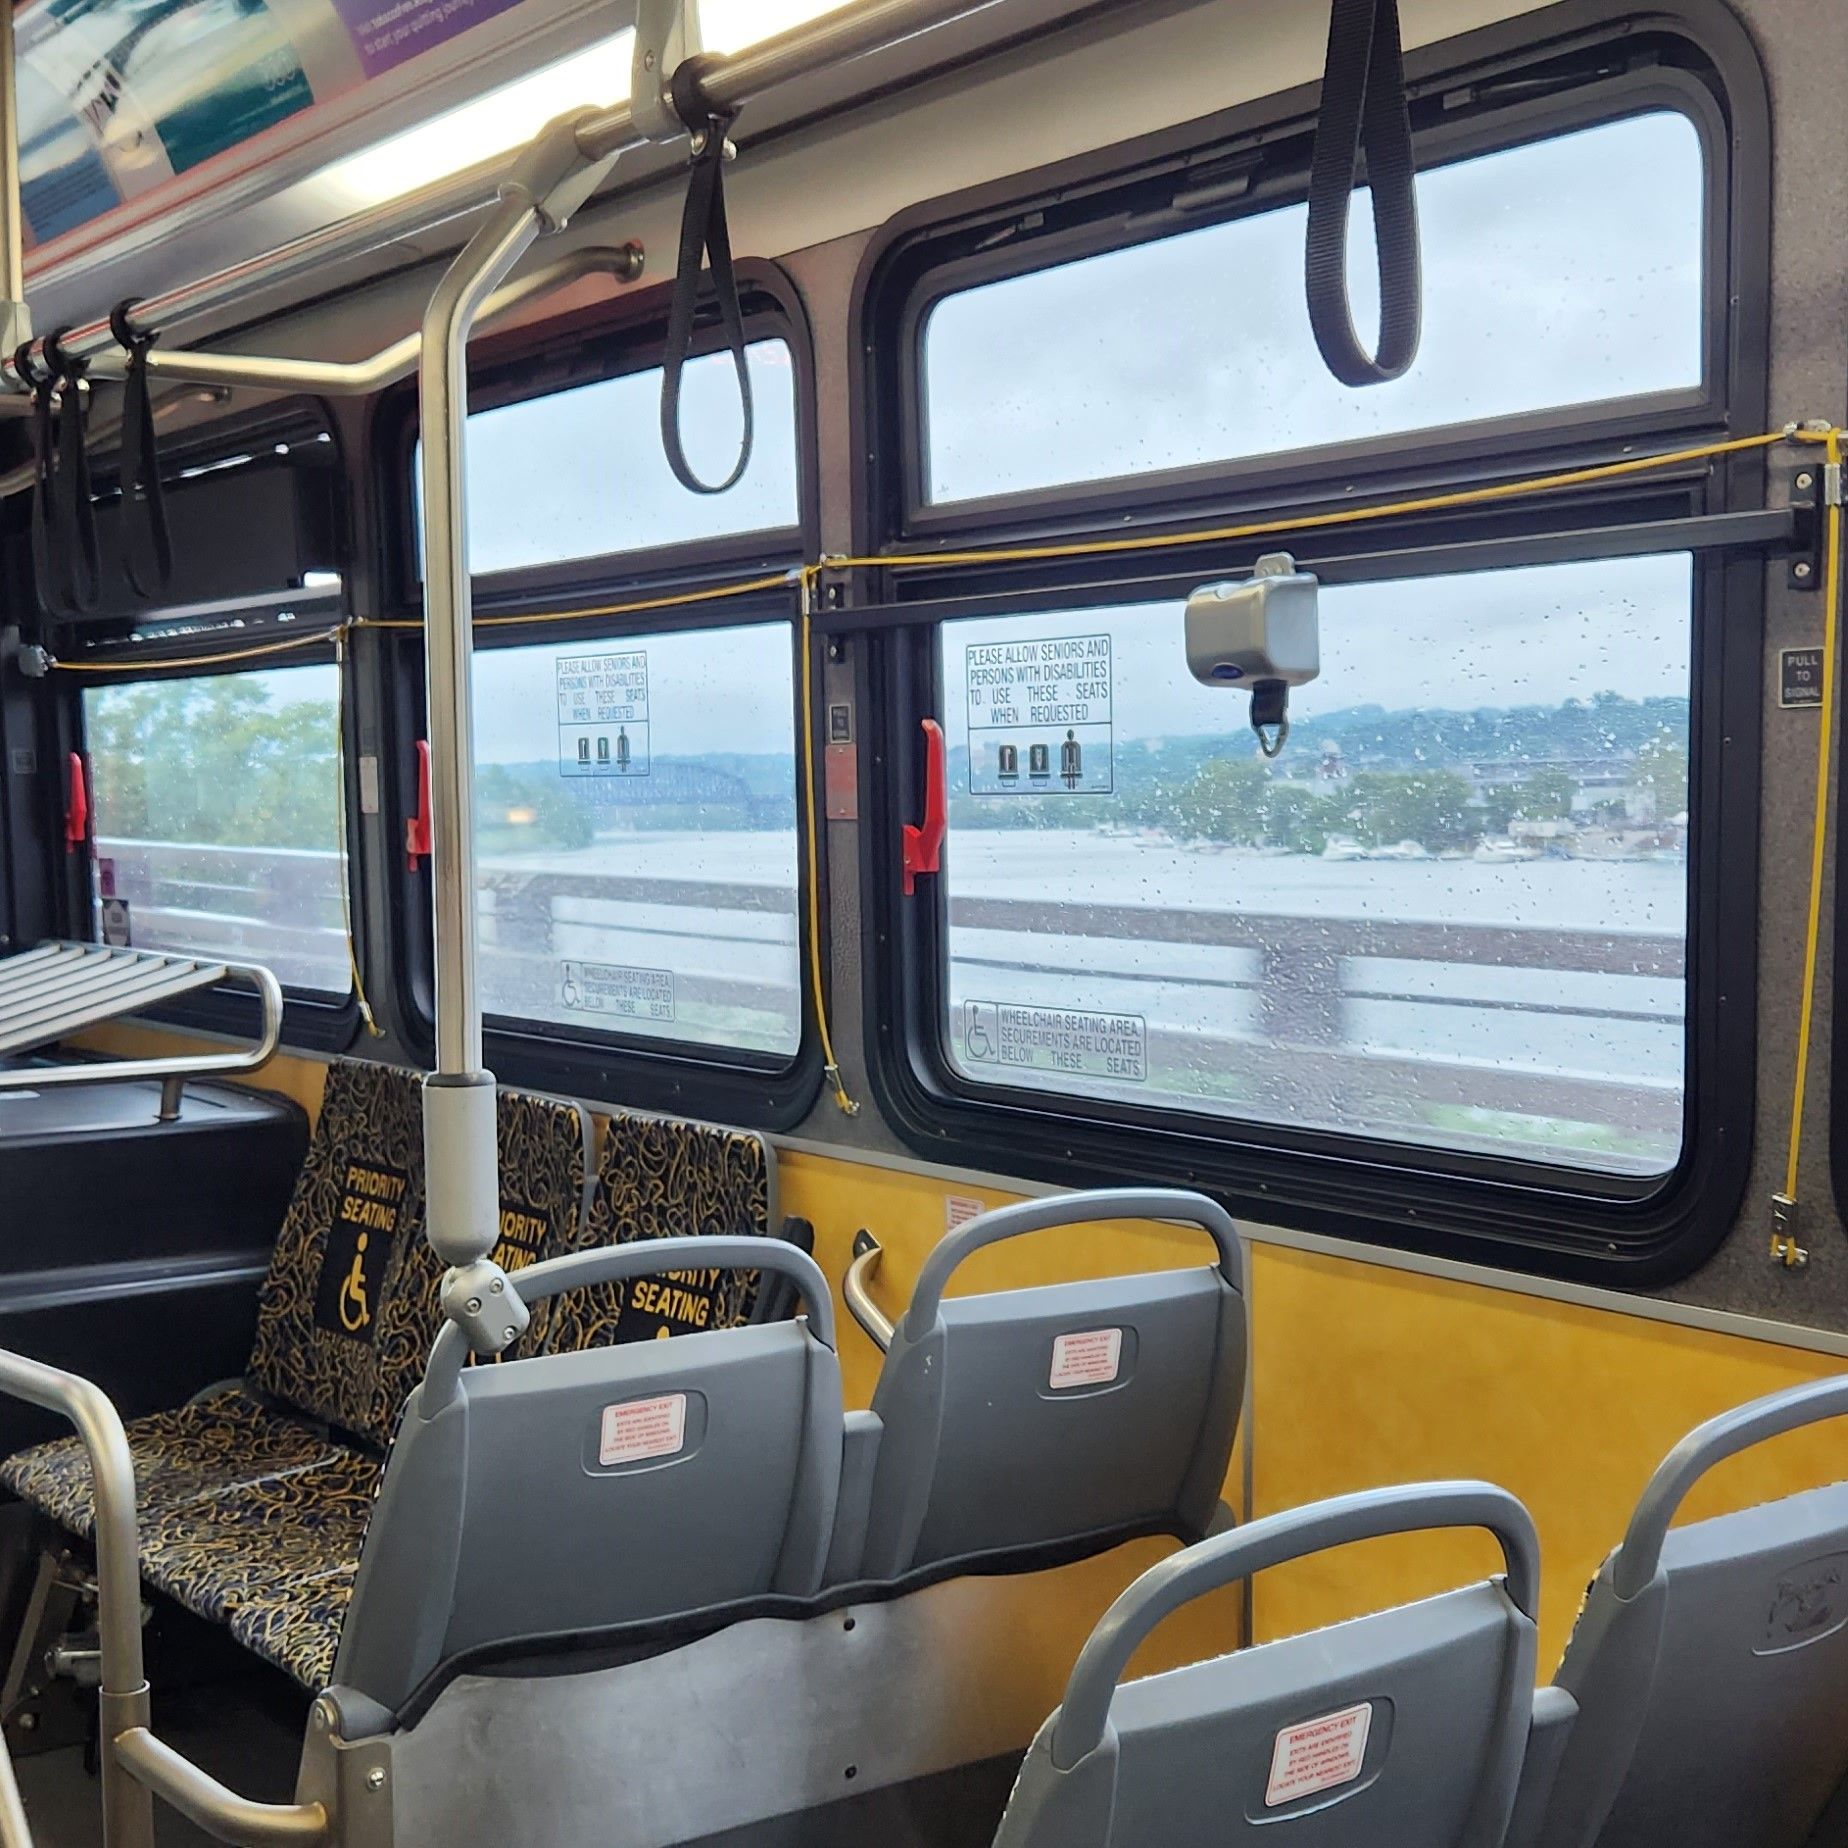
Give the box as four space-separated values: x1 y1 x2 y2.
964 1002 998 1063
339 1234 373 1333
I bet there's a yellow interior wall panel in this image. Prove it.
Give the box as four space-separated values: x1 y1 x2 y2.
69 1054 1848 1702
775 1149 1848 1677
1249 1246 1844 1668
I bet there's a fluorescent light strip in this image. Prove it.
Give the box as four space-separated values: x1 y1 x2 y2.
320 2 860 211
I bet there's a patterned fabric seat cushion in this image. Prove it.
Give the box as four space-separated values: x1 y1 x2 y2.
227 1562 356 1691
245 1061 430 1449
136 1449 379 1627
0 1392 343 1539
537 1110 777 1352
0 1069 591 1693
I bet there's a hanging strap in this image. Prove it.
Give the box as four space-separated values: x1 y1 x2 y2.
1304 0 1423 387
111 301 173 601
20 346 63 619
46 336 100 614
660 81 754 496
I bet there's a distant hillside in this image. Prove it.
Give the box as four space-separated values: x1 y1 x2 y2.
948 692 1691 839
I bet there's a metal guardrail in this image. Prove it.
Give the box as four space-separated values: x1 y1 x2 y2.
0 1350 329 1847
0 941 284 1121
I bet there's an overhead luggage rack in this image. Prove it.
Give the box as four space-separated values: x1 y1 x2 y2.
0 941 282 1119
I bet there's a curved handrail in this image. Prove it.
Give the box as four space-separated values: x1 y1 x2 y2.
0 952 282 1110
0 1348 328 1844
1612 1373 1848 1600
1048 1482 1539 1772
901 1190 1244 1343
423 1234 835 1410
842 1234 893 1353
113 1730 326 1846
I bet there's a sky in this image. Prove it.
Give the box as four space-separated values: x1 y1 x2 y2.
941 553 1695 753
924 111 1705 501
458 342 798 575
279 62 1710 762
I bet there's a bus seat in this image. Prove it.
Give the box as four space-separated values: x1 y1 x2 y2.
329 1235 842 1715
994 1483 1545 1848
220 1108 803 1693
534 1109 796 1351
846 1190 1246 1584
1533 1375 1848 1848
0 1064 591 1687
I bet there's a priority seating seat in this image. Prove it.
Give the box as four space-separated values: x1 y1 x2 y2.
225 1104 799 1691
0 1061 592 1689
843 1190 1246 1584
1532 1375 1848 1848
329 1235 842 1717
994 1483 1545 1848
535 1106 792 1350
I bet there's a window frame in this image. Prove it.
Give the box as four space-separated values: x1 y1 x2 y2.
851 0 1770 1285
44 408 362 1052
376 263 826 1128
63 633 363 1053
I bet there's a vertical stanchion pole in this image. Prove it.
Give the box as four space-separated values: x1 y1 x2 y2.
416 196 540 1275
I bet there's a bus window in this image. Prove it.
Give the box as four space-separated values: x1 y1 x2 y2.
471 621 801 1061
939 553 1694 1179
83 664 351 997
919 110 1705 507
426 340 801 578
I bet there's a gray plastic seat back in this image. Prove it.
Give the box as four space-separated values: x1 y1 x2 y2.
995 1483 1542 1848
1540 1375 1848 1848
855 1190 1245 1581
334 1236 842 1714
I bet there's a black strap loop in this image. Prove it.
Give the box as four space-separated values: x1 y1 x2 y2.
111 301 173 601
1304 0 1423 387
47 338 100 614
660 87 754 496
22 346 64 619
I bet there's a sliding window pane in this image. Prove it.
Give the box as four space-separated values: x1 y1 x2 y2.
472 622 801 1058
84 665 350 995
445 341 800 575
923 112 1704 503
939 555 1693 1176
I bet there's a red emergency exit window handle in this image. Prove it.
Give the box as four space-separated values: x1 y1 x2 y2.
406 739 433 871
902 719 947 897
64 752 89 855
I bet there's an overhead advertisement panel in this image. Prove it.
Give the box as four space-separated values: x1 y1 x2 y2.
15 0 603 250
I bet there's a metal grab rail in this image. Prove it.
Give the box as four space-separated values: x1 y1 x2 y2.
113 1731 327 1847
79 243 643 399
0 1349 328 1847
0 945 283 1123
842 1232 894 1353
1047 1481 1542 1773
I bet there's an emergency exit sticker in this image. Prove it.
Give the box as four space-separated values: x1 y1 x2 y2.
557 652 651 777
1265 1703 1373 1808
965 634 1113 795
1049 1328 1123 1391
599 1393 687 1467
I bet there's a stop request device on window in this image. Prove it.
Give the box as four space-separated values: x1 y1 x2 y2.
1185 551 1321 756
